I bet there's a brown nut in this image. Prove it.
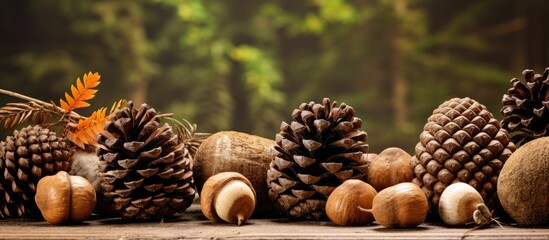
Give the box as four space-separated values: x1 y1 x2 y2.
326 179 377 226
200 172 256 226
360 182 428 228
367 147 413 191
35 171 96 225
193 131 275 217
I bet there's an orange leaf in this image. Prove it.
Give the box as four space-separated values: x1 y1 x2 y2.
67 108 108 149
83 71 100 88
60 72 101 112
60 99 70 111
110 99 126 113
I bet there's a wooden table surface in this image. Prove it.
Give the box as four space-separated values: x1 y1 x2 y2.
1 204 548 240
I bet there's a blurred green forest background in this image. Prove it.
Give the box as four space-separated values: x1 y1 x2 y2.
1 0 548 153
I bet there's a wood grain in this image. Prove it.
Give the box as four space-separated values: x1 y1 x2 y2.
0 204 548 240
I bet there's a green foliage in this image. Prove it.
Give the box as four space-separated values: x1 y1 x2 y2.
229 45 285 135
1 0 545 152
260 0 358 36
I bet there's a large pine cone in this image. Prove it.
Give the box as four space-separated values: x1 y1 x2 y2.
267 98 369 220
411 97 516 213
501 68 549 145
98 102 196 220
0 125 71 218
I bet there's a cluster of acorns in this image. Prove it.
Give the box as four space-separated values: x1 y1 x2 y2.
1 68 549 228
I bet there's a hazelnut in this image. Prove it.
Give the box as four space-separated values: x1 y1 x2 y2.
35 171 96 225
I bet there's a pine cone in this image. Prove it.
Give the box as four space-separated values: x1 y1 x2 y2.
98 102 196 220
501 68 549 145
0 125 71 218
411 97 516 214
267 98 369 220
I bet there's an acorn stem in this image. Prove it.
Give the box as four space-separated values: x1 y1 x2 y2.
237 212 246 226
473 203 492 225
357 206 373 213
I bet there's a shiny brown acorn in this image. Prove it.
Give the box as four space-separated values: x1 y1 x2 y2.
359 182 428 228
200 172 256 226
367 147 414 191
325 179 377 226
35 171 96 225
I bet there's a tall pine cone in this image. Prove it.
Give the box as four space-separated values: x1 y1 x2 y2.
267 98 369 220
411 97 516 214
98 102 196 220
0 125 71 218
501 68 549 145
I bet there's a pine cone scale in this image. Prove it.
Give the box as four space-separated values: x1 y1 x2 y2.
502 68 549 144
0 125 71 218
98 102 195 220
267 98 369 220
413 98 516 214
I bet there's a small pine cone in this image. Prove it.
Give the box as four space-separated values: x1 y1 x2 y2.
501 67 549 145
0 125 71 218
411 97 516 214
98 102 196 220
267 98 369 220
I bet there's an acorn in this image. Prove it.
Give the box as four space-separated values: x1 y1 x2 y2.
35 171 96 225
439 182 492 226
367 147 413 191
200 172 256 226
359 182 428 228
325 179 377 226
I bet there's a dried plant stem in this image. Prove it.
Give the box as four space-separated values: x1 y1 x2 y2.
0 88 84 120
0 88 44 104
460 216 505 240
166 117 210 159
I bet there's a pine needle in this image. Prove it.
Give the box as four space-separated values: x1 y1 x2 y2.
0 88 83 121
0 100 71 131
168 118 210 159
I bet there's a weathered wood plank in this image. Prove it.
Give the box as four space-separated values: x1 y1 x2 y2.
1 204 548 240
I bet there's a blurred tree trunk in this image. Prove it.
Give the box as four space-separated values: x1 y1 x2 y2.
525 2 549 70
392 0 409 129
131 81 148 106
229 59 252 133
128 21 149 106
122 2 154 106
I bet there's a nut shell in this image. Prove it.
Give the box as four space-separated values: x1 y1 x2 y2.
69 175 98 222
369 182 427 228
194 131 274 216
367 148 413 191
35 171 96 225
326 180 376 226
200 172 256 225
498 136 549 226
439 182 484 226
35 171 71 224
